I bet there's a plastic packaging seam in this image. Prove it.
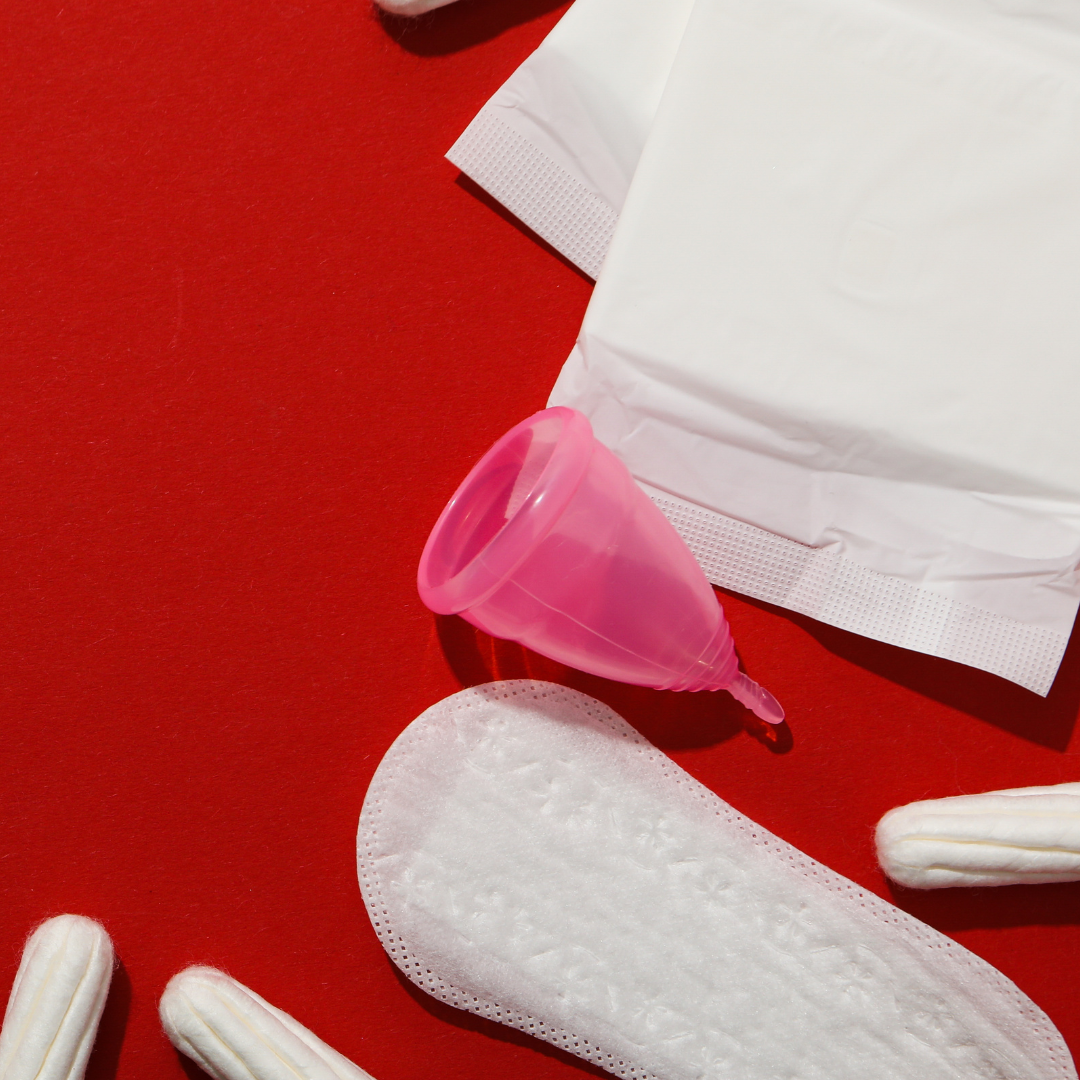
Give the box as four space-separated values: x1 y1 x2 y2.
446 105 618 280
640 484 1066 695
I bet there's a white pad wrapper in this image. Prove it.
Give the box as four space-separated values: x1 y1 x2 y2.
475 0 1080 694
357 681 1076 1080
0 915 114 1080
160 967 376 1080
878 782 1080 889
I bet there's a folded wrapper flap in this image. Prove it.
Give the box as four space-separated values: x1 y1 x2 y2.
357 680 1075 1080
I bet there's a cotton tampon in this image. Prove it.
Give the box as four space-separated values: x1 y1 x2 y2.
0 914 114 1080
160 967 376 1080
877 783 1080 889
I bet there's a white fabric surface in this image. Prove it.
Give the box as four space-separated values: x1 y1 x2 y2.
878 781 1080 888
160 967 376 1080
0 915 114 1080
357 681 1075 1080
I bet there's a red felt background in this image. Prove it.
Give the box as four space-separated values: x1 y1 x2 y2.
1 2 1078 1078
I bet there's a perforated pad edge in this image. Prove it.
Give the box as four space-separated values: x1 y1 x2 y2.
357 681 1075 1080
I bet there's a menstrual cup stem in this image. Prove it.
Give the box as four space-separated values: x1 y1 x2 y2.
726 671 785 724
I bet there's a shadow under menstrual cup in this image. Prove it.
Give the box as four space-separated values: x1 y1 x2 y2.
417 407 784 723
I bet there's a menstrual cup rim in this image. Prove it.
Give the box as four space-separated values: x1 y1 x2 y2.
417 406 594 615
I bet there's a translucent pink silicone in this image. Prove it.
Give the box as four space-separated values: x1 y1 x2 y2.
418 407 783 723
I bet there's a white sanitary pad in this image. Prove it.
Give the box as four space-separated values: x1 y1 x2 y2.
455 0 1080 693
357 681 1075 1080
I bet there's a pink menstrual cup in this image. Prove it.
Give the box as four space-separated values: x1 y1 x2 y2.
417 407 784 723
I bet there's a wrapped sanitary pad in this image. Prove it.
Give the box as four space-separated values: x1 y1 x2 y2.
458 0 1080 693
358 681 1075 1079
